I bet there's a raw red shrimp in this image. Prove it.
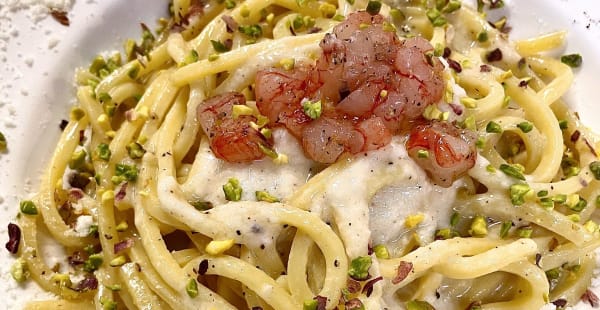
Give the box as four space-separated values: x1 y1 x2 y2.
197 92 273 163
406 121 477 187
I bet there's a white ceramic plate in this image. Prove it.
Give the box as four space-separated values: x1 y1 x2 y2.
0 0 598 308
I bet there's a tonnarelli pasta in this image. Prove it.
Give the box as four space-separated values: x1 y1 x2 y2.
6 0 600 309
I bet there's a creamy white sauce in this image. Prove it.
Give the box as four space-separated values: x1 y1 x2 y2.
183 128 314 205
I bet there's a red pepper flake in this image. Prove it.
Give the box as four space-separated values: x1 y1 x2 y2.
548 237 559 252
314 295 327 310
486 48 503 62
59 119 68 131
198 259 209 275
480 64 492 72
392 261 413 284
447 58 462 73
115 182 128 202
75 275 98 291
552 299 567 308
518 58 527 69
50 8 70 26
535 253 541 267
345 298 365 309
582 289 600 307
570 130 581 143
221 15 238 33
5 223 21 254
449 103 464 115
114 238 134 254
362 276 383 297
347 278 361 294
585 138 598 157
518 80 529 88
442 47 451 58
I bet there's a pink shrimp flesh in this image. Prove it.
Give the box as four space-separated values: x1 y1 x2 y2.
197 92 273 163
406 121 477 187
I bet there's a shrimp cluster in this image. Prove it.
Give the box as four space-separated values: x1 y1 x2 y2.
198 11 477 186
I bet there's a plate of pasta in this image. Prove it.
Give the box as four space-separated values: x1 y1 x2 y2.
2 0 600 309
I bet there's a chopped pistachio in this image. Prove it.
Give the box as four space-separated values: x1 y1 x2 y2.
346 0 355 4
462 116 476 131
205 239 235 255
560 54 582 68
260 128 272 139
373 244 390 259
564 166 580 177
100 298 117 310
537 190 548 197
499 164 526 180
596 195 600 207
517 226 533 238
106 284 122 291
517 122 533 133
207 53 220 61
552 194 567 204
435 228 457 240
567 214 581 222
502 95 511 108
239 5 250 18
477 31 488 42
589 161 600 180
259 143 278 159
115 221 129 232
210 40 230 54
88 224 99 237
70 107 86 121
89 55 106 75
485 121 502 133
426 8 446 27
333 14 345 22
416 150 429 159
190 200 213 211
486 165 496 173
10 258 28 282
404 214 425 228
109 255 127 267
69 149 87 170
115 164 138 183
292 15 305 30
468 215 488 237
96 143 111 161
126 142 145 159
238 24 262 38
279 58 295 71
224 0 236 9
83 253 103 272
319 3 336 18
256 191 279 203
390 9 404 21
303 300 318 310
232 105 254 119
545 268 561 280
493 16 507 30
460 97 478 109
128 65 140 79
510 183 531 205
442 0 461 13
559 120 568 130
348 256 372 280
51 273 72 288
223 178 242 201
499 221 512 238
302 99 322 120
476 136 485 149
447 213 458 228
584 220 599 233
20 200 38 215
366 1 382 15
186 278 199 298
273 153 289 165
406 300 436 310
423 105 442 120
